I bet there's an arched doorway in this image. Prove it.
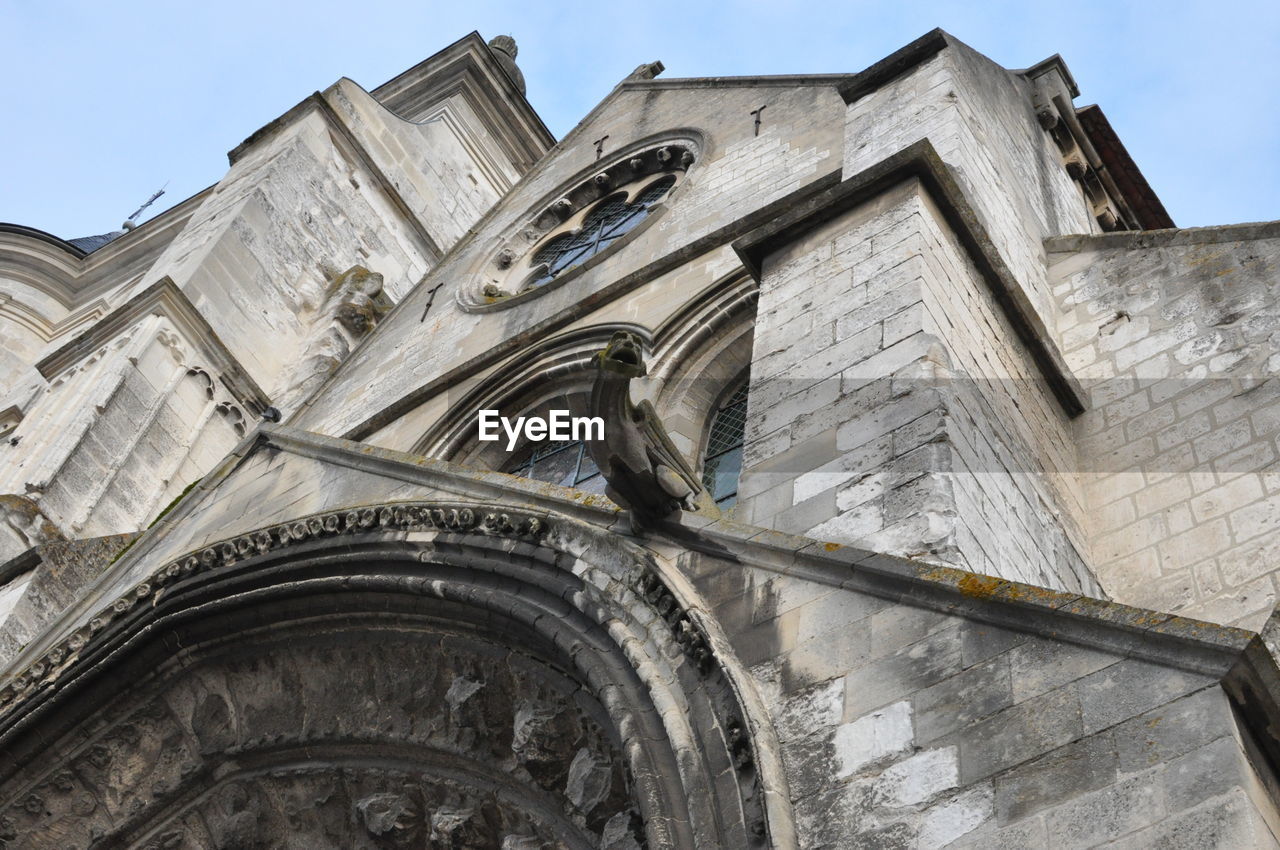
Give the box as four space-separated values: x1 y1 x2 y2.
0 504 792 849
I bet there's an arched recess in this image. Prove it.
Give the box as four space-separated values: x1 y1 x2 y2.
422 272 758 484
414 323 652 469
647 274 757 474
0 502 794 849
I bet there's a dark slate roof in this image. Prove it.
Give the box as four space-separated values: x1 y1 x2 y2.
66 231 126 253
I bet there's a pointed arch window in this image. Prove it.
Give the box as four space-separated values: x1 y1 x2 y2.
526 175 677 289
504 439 607 495
702 383 749 509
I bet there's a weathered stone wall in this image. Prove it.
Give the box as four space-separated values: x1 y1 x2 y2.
326 77 519 256
0 53 540 554
131 105 436 411
844 36 1096 334
1053 223 1280 627
0 532 135 666
739 178 1097 594
684 536 1280 848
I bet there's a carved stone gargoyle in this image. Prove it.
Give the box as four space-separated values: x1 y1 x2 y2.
588 331 706 531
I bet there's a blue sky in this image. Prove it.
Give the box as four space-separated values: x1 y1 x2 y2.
2 1 1277 238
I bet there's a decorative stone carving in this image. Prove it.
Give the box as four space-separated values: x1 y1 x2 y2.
511 699 567 764
476 140 697 308
0 503 551 712
550 198 573 219
155 327 187 365
357 791 422 845
487 35 527 95
279 265 391 412
588 331 705 529
566 747 612 815
0 494 63 562
625 60 665 81
207 782 265 850
214 401 245 437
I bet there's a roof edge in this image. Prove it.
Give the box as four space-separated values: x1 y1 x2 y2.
0 224 87 261
837 28 951 105
1075 104 1175 230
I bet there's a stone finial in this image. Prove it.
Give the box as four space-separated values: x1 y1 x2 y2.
487 35 526 95
626 61 665 82
488 35 517 59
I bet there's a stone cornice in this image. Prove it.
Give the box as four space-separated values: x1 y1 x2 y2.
1046 219 1280 253
620 73 856 92
371 31 555 170
0 188 210 313
837 28 951 105
0 502 557 719
33 276 271 414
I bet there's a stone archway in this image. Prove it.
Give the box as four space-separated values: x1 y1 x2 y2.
0 504 793 849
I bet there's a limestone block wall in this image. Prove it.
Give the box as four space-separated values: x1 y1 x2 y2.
739 178 1097 594
1053 223 1280 628
688 549 1280 848
844 36 1096 337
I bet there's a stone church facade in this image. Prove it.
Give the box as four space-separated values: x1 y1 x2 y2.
1 28 1279 849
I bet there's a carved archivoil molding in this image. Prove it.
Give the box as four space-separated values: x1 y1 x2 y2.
0 499 784 848
0 503 546 715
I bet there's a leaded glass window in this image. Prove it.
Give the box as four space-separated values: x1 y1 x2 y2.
702 383 748 508
526 175 677 289
504 439 607 495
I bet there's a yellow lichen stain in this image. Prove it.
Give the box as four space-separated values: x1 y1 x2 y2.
956 573 1004 599
1146 716 1162 728
824 542 842 552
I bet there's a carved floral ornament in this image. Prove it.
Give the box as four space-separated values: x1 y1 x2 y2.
0 502 717 718
472 141 698 308
0 505 539 711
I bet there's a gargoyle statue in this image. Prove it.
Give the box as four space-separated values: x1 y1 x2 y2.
588 331 706 531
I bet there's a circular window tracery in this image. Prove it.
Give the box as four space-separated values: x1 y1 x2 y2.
471 141 697 308
526 175 677 290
